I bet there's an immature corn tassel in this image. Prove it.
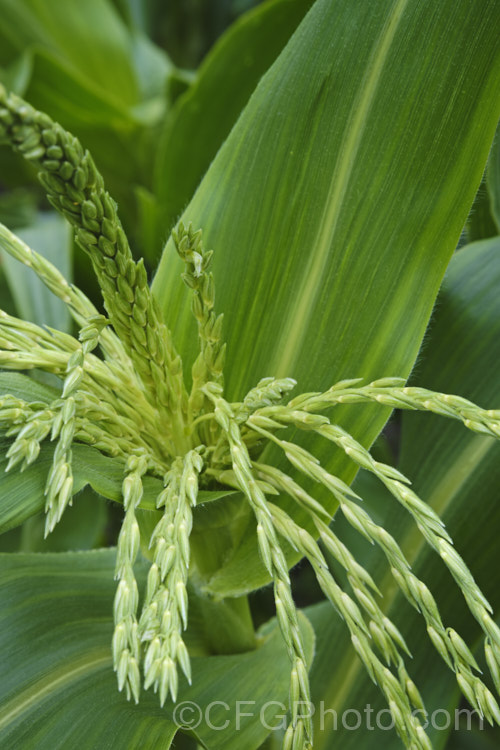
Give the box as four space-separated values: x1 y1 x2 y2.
2 92 500 750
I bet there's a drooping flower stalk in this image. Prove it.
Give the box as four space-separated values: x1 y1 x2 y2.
140 450 202 705
113 452 149 703
269 503 430 749
203 383 313 749
44 315 110 534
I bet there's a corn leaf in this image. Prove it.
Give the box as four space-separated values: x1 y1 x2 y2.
0 0 139 103
466 177 499 243
0 0 173 239
7 490 108 553
0 549 314 750
153 0 500 403
1 212 72 330
487 128 500 232
152 0 500 596
154 0 314 237
0 372 57 403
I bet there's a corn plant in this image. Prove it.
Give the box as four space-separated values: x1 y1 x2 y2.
0 1 500 749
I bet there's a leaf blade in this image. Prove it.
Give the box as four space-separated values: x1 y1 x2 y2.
0 549 314 750
153 0 500 405
152 0 500 595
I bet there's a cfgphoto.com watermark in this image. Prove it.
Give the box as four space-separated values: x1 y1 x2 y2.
172 701 485 733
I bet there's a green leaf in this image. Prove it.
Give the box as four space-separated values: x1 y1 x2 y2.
0 187 37 229
128 30 172 104
24 49 139 128
0 436 119 533
307 237 500 748
1 211 72 330
446 725 500 750
0 487 108 553
190 492 253 584
0 549 315 750
0 1 173 230
466 176 499 243
190 610 314 750
399 237 500 515
0 371 58 402
487 125 500 232
305 480 469 749
154 0 500 402
153 0 500 596
0 0 140 104
154 0 314 237
135 184 165 263
111 0 150 32
0 50 32 95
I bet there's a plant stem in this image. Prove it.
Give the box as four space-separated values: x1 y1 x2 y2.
196 592 256 654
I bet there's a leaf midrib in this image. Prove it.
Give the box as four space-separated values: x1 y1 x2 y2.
272 0 409 378
0 650 111 733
